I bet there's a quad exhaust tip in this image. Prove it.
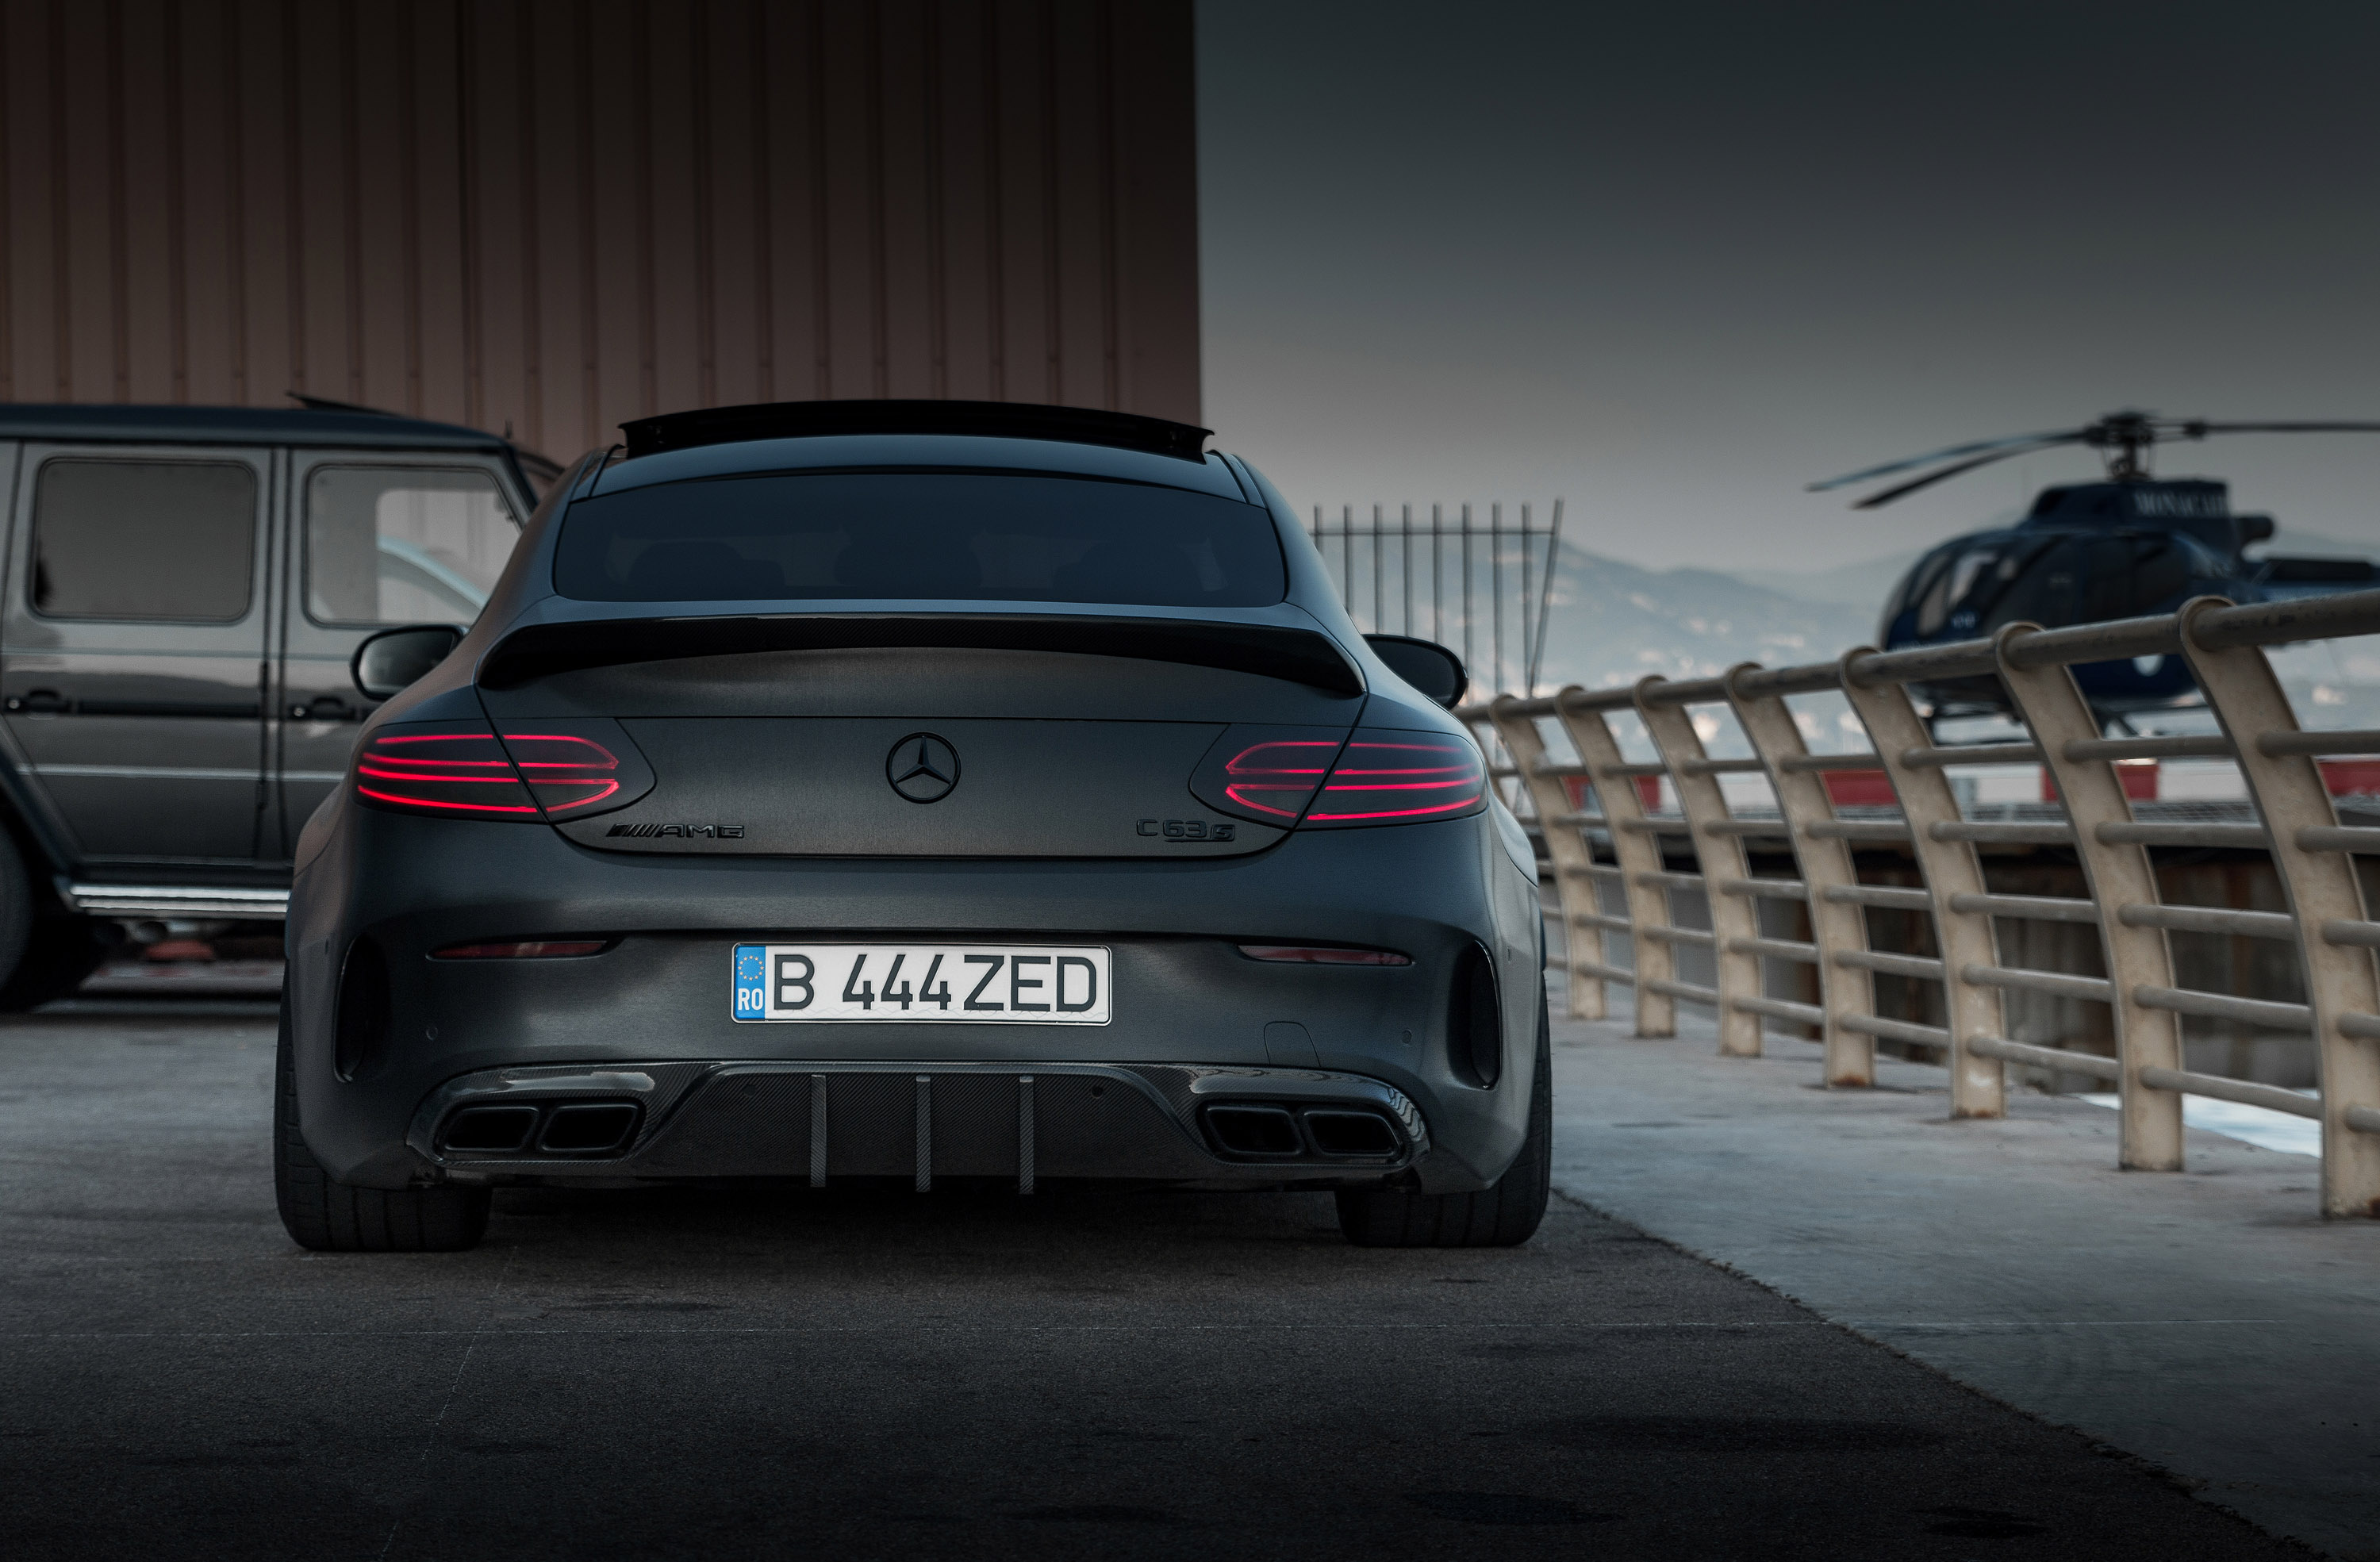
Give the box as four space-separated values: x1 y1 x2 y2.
439 1100 642 1157
1200 1102 1403 1161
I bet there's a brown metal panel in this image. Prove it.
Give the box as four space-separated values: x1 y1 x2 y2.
694 0 758 409
779 0 832 400
876 0 935 401
1046 0 1112 412
561 0 604 449
2 2 52 401
1108 0 1199 424
930 0 993 401
817 0 877 400
991 0 1052 405
347 0 408 413
640 1 702 421
1 0 1200 441
585 0 647 432
117 0 177 403
58 0 116 401
173 0 236 405
406 0 469 427
458 0 523 440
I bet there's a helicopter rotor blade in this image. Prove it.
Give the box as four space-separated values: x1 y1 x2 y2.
1805 428 2086 493
1848 441 2074 509
2175 420 2380 436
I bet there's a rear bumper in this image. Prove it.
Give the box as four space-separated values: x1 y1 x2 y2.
410 1060 1430 1190
287 800 1544 1195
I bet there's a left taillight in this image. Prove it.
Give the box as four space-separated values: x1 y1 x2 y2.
354 720 652 821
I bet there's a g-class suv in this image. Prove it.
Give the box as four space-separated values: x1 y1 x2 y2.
0 404 551 1004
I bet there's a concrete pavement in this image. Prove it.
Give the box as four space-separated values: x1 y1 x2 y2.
1549 999 2380 1560
0 1000 2318 1560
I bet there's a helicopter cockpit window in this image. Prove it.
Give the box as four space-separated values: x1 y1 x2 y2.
1891 543 1960 631
1914 544 2002 638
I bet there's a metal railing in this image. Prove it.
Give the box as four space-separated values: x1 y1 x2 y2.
1460 591 2380 1219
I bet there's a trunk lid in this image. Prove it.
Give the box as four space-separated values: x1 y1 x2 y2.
476 643 1362 858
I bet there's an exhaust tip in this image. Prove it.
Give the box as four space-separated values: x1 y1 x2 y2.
536 1102 642 1155
1302 1109 1401 1157
1203 1103 1303 1157
440 1105 539 1153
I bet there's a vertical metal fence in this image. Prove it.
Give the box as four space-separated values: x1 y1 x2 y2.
1460 591 2380 1219
1309 501 1564 697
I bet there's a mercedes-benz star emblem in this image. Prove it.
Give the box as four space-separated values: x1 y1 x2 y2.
886 733 960 804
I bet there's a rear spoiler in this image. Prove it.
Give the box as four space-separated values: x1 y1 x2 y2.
478 612 1365 695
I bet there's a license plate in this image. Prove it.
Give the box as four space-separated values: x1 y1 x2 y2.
731 943 1111 1023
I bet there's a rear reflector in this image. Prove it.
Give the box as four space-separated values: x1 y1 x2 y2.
355 720 653 822
431 940 610 960
1237 944 1411 965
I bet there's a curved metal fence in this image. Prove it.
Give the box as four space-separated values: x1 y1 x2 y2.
1459 590 2380 1219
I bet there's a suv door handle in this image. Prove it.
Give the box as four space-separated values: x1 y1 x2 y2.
7 689 68 714
290 696 359 722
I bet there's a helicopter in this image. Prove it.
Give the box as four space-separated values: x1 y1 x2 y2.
1808 412 2380 727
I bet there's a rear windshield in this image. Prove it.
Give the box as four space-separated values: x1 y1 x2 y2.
555 472 1287 607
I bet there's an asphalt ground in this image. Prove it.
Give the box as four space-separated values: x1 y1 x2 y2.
0 1004 2305 1561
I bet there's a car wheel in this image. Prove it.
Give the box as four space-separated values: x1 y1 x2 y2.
274 1001 489 1253
1336 987 1552 1249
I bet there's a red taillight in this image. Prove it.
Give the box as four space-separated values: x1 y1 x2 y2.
502 731 623 816
431 939 610 959
1301 729 1488 827
354 720 652 821
1237 944 1412 965
355 727 539 816
1191 724 1489 831
1220 739 1342 819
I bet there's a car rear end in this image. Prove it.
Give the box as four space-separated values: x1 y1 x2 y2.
285 413 1544 1222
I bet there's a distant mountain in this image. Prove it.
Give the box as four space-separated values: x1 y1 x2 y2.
1743 548 1922 610
1501 542 1875 697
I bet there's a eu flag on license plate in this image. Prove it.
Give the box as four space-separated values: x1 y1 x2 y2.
732 945 768 1018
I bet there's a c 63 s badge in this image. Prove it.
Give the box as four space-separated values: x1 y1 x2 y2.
1138 818 1235 841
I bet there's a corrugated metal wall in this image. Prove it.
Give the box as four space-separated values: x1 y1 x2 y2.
0 0 1200 459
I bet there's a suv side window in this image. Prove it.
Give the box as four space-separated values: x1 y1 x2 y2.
31 459 257 621
305 466 519 626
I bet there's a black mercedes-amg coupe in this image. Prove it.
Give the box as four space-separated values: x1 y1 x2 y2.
276 401 1549 1252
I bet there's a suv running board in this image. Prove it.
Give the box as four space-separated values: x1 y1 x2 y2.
63 884 290 919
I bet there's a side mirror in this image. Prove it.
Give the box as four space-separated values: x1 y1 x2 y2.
351 624 464 700
1364 634 1468 709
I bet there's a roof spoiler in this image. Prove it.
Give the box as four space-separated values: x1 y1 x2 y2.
617 399 1212 462
478 612 1365 695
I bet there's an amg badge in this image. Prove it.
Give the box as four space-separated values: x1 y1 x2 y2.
606 823 745 839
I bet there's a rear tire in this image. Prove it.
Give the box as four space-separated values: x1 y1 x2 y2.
274 1002 488 1253
1336 988 1552 1249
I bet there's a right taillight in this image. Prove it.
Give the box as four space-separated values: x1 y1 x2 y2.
1300 728 1488 827
1191 725 1488 830
354 719 653 821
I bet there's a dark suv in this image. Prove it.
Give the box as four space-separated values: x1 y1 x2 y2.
0 405 550 1004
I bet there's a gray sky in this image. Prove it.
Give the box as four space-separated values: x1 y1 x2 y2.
1195 0 2380 576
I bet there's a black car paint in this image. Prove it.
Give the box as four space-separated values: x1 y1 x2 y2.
289 431 1543 1198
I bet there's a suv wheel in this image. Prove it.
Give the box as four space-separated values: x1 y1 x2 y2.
1335 988 1553 1249
274 1003 489 1252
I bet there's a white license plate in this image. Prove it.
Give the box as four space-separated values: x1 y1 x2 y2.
731 943 1111 1023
